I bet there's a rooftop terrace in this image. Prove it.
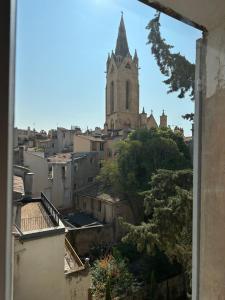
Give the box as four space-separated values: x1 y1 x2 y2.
16 193 63 234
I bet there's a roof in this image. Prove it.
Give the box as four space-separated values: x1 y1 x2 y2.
139 0 224 31
38 139 52 143
65 212 102 227
115 14 130 57
13 176 24 195
20 201 54 231
76 135 105 142
78 184 120 203
14 193 64 235
47 152 72 163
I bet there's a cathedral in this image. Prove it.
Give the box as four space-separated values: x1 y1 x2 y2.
104 14 167 132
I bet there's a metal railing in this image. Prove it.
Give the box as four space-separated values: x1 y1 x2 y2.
41 193 60 226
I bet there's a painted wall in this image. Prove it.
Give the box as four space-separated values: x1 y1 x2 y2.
57 128 73 153
68 225 114 256
51 162 72 209
198 21 225 299
77 195 134 226
14 233 65 300
65 268 91 300
23 150 50 197
73 136 91 153
73 153 100 191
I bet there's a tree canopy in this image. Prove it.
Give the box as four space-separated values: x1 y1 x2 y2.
146 12 195 120
91 255 135 299
98 127 192 198
122 169 193 291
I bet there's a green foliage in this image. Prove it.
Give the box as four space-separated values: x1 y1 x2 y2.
113 242 182 283
91 255 135 299
98 128 192 198
122 169 193 290
97 160 121 197
146 12 195 101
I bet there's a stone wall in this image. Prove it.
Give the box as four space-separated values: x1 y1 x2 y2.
65 268 92 300
68 224 115 256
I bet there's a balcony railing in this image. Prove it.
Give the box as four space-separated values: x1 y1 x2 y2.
41 192 60 226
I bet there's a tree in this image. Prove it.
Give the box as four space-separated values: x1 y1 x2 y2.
91 255 135 299
98 127 192 198
122 169 193 293
146 12 195 120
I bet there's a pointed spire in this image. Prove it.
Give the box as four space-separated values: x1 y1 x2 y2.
162 109 165 116
107 53 110 71
115 13 130 58
142 107 145 114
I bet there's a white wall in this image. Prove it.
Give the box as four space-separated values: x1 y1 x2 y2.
198 21 225 299
23 151 50 197
51 162 72 209
57 128 73 153
14 233 65 300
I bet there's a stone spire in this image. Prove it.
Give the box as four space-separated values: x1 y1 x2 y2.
160 110 167 127
115 13 130 57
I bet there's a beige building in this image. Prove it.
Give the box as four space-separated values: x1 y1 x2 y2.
73 135 105 159
12 185 90 300
65 184 134 255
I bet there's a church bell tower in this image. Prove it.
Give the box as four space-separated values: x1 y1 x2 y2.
105 14 139 131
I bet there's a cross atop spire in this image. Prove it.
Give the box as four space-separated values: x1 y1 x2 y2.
115 14 130 58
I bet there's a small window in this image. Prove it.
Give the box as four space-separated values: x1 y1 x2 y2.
83 201 86 210
62 166 66 179
100 143 104 151
74 163 78 172
91 199 94 210
88 177 93 183
48 166 52 179
98 201 102 212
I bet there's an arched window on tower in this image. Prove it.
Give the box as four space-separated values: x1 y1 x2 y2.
125 81 130 110
110 81 114 114
110 119 114 130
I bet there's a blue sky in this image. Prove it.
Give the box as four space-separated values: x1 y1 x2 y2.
15 0 201 135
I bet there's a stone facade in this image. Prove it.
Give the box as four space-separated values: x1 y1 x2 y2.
105 15 168 132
